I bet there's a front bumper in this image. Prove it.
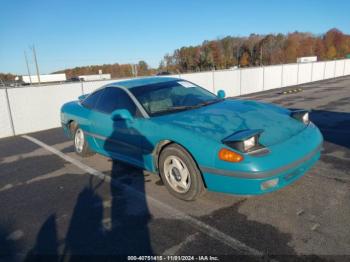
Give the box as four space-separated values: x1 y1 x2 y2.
201 147 320 195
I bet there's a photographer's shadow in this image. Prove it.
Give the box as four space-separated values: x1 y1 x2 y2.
102 112 154 255
26 113 154 259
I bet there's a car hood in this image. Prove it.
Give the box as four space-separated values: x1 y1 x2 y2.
153 99 306 146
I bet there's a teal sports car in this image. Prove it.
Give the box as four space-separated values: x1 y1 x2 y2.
60 77 323 200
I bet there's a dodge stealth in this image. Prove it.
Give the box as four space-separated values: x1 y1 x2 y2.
60 77 323 200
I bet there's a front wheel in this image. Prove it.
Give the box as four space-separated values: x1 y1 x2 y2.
159 144 205 201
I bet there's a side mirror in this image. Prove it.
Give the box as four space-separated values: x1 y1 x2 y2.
217 90 226 99
78 94 88 101
111 109 133 121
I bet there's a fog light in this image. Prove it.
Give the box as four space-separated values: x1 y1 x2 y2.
260 178 279 191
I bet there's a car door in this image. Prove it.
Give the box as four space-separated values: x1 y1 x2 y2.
79 88 105 149
89 86 144 167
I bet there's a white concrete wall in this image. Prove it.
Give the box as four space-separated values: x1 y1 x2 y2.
240 67 264 95
212 69 240 96
0 90 14 138
7 83 82 135
324 61 336 79
180 72 214 93
335 60 345 77
82 79 119 94
1 58 350 138
282 64 298 87
345 59 350 75
298 63 313 84
263 65 282 91
311 62 325 81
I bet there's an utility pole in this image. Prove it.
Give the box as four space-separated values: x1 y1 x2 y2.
131 64 134 77
134 64 138 77
260 46 263 66
24 51 33 85
31 45 41 85
131 64 138 77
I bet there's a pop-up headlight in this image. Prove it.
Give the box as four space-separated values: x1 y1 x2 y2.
222 129 265 153
243 136 256 152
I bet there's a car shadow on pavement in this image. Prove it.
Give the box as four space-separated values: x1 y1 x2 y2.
310 110 350 149
288 108 350 150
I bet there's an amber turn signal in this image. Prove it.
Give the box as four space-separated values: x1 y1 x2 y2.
218 148 244 162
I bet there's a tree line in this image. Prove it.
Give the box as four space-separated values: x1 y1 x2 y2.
1 28 350 82
0 61 156 82
0 73 16 82
159 28 350 73
54 60 156 79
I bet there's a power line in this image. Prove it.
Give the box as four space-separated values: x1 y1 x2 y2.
31 45 41 85
24 51 33 85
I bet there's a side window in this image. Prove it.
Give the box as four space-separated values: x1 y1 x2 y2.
82 89 104 109
95 87 141 117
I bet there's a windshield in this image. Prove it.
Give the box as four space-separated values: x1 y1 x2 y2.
130 80 222 116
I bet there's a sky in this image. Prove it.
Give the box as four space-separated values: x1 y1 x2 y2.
0 0 349 75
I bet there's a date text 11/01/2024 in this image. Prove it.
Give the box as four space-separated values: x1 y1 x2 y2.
127 255 219 261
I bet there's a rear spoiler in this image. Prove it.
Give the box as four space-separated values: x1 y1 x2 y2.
222 129 264 143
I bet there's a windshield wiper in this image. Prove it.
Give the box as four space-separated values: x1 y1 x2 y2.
152 99 224 116
197 98 224 107
153 105 199 115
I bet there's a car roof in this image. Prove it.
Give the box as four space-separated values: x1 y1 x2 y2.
109 76 180 89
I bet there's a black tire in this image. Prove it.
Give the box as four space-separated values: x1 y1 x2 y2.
159 144 205 201
70 122 95 157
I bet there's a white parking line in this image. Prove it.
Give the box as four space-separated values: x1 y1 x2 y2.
163 233 200 255
22 135 263 256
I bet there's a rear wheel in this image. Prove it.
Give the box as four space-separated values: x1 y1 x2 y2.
159 144 205 201
70 122 95 157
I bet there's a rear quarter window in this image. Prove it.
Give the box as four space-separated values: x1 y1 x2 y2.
82 89 104 109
